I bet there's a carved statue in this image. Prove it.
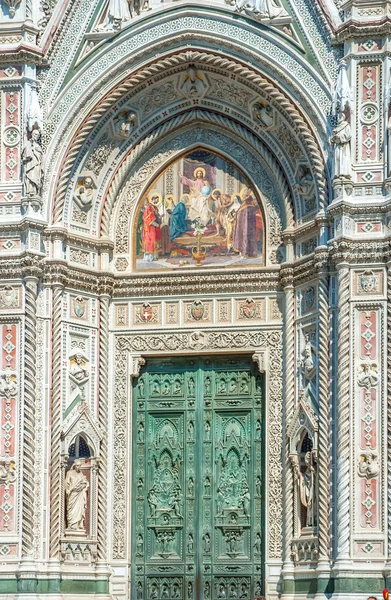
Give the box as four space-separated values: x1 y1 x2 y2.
136 582 143 599
234 0 287 18
136 533 143 555
299 334 316 380
113 110 136 138
187 532 194 553
203 532 211 552
73 177 95 212
253 532 261 554
22 128 44 198
99 0 134 30
358 451 379 479
358 363 379 389
150 584 158 600
292 451 316 528
295 165 314 198
331 112 352 179
65 461 89 531
204 582 211 599
147 490 157 516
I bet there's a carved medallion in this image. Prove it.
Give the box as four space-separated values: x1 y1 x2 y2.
72 296 87 319
359 270 378 293
190 300 204 321
140 302 153 323
242 298 256 319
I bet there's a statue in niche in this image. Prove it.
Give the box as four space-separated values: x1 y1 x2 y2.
253 532 261 554
65 461 89 531
256 475 261 496
188 377 195 395
172 584 180 598
239 583 248 598
229 584 238 598
187 532 194 553
73 177 95 212
292 450 317 528
204 582 211 599
136 533 143 555
22 128 44 199
161 584 169 599
358 363 379 389
187 581 193 599
136 582 143 600
150 584 158 600
113 110 136 138
331 112 352 179
358 451 379 479
295 165 314 206
299 334 316 380
181 65 206 98
205 476 211 495
203 532 211 552
218 583 227 598
188 476 194 495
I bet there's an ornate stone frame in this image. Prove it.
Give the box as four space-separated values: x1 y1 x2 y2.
111 126 287 268
111 326 283 576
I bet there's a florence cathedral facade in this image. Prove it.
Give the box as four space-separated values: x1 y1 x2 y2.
0 0 389 598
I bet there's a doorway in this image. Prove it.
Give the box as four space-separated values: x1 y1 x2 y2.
132 356 264 599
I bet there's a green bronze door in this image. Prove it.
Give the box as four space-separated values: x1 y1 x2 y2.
132 356 264 600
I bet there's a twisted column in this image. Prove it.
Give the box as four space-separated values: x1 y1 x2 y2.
22 276 38 557
282 282 295 570
387 266 391 560
97 294 109 561
335 264 351 564
49 285 64 558
317 275 331 567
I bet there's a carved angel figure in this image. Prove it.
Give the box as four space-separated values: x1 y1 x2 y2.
357 363 379 389
358 451 379 479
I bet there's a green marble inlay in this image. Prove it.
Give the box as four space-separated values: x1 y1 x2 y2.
0 578 108 594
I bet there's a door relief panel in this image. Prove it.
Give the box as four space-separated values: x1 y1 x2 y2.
132 358 263 600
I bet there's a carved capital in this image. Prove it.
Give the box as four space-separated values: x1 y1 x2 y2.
129 354 146 378
252 351 267 373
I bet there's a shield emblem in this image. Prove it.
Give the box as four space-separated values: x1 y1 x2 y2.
242 298 256 319
140 302 153 322
73 296 86 318
191 300 204 321
304 286 315 311
360 271 378 293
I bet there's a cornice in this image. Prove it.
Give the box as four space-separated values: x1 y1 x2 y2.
329 238 391 265
327 197 391 217
335 18 391 42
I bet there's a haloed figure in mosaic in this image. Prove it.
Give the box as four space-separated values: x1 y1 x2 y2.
135 149 264 270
